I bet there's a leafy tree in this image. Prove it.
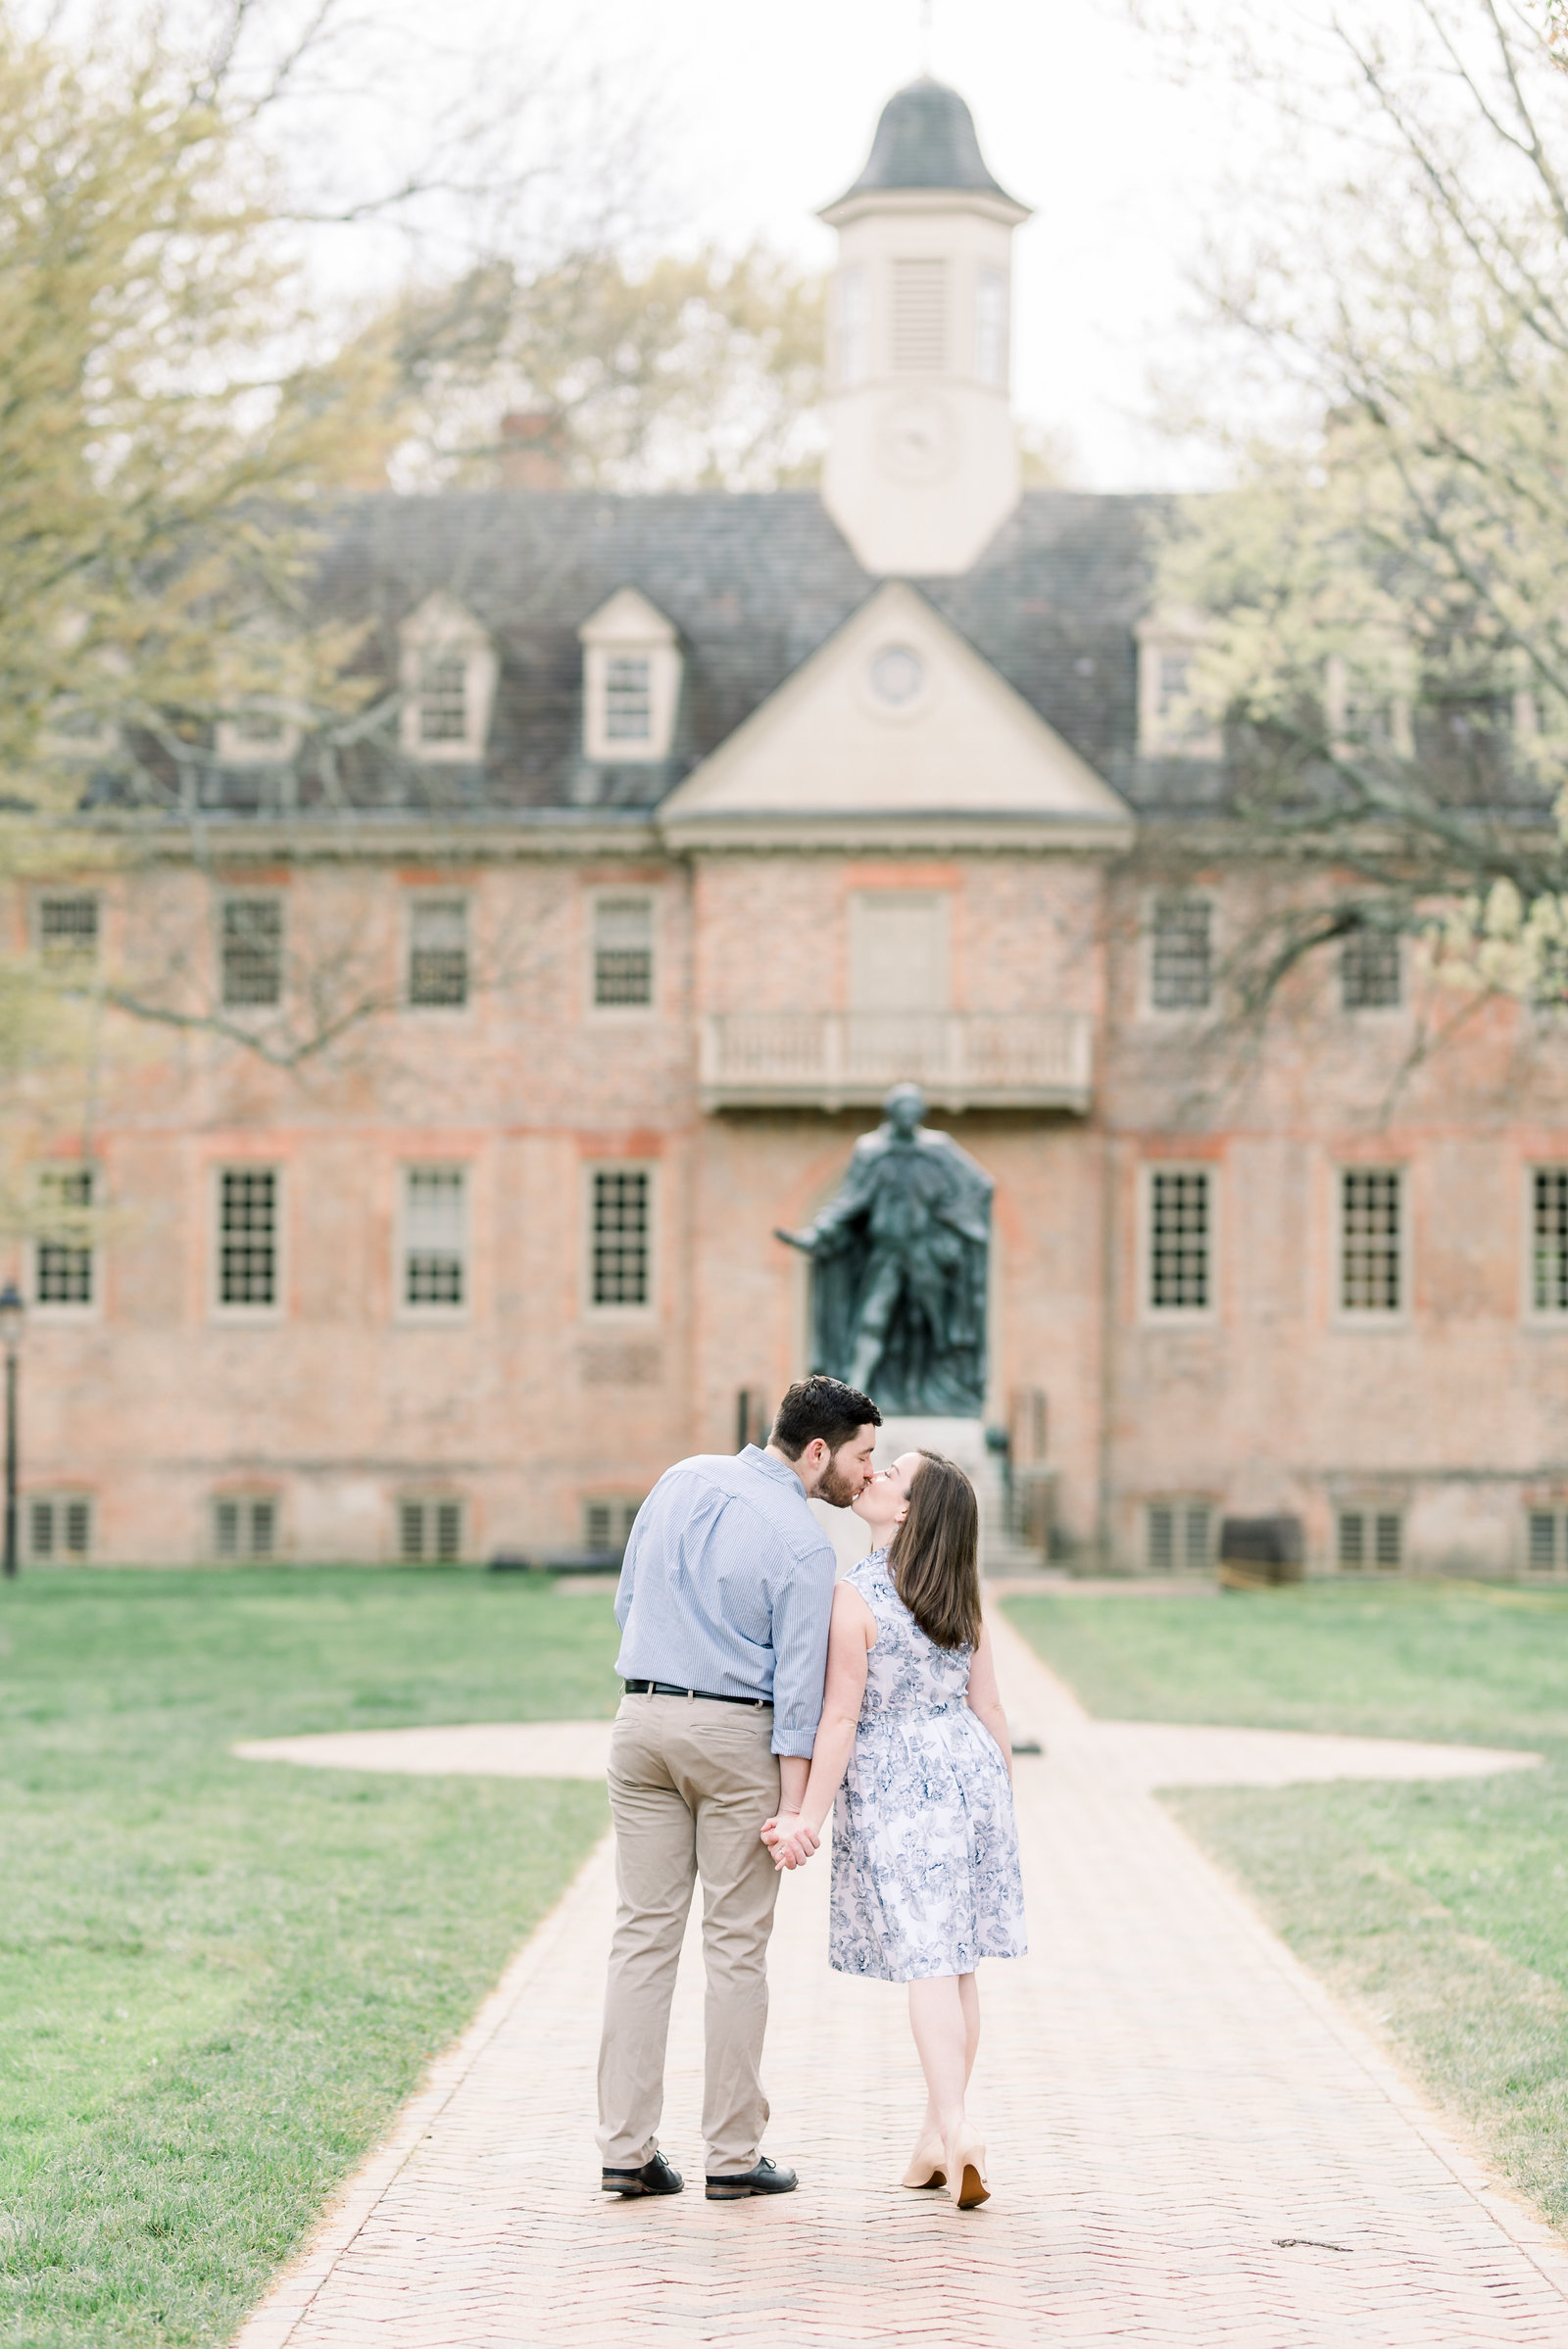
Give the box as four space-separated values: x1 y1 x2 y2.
361 243 827 492
1145 0 1568 1007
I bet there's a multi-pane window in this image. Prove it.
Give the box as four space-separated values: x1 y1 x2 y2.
974 268 1007 388
1150 895 1213 1010
1147 1501 1212 1572
416 651 468 744
36 894 99 965
837 265 869 387
220 897 283 1008
399 1496 464 1561
1531 1169 1568 1314
1338 1509 1402 1570
214 1494 277 1559
891 257 949 372
1341 926 1401 1011
34 1167 94 1306
402 1167 466 1309
408 898 468 1007
591 1168 652 1308
593 896 654 1007
230 708 287 748
1527 1509 1566 1572
28 1493 92 1560
1148 1169 1211 1313
218 1168 278 1309
604 657 653 743
585 1498 642 1554
1340 1169 1403 1313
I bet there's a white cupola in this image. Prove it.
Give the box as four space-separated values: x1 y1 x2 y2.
819 78 1030 578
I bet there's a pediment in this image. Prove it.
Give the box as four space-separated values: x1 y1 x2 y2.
658 580 1133 850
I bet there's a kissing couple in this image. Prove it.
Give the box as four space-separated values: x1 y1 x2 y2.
595 1374 1026 2211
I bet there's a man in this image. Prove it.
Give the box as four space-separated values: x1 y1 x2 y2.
775 1083 993 1416
596 1374 880 2203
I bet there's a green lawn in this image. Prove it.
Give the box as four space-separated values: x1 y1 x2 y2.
0 1567 622 2349
1005 1583 1568 2228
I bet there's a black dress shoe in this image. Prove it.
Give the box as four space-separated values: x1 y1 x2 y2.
601 2151 683 2197
705 2154 798 2201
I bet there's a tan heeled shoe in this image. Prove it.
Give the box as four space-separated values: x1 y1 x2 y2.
945 2124 990 2210
901 2131 947 2189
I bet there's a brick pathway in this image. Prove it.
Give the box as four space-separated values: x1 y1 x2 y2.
234 1617 1568 2348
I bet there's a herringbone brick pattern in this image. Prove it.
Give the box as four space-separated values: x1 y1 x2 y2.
233 1615 1568 2348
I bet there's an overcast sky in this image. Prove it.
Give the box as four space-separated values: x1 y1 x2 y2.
544 0 1273 490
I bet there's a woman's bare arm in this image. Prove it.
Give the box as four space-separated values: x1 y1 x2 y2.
768 1582 875 1869
965 1622 1013 1784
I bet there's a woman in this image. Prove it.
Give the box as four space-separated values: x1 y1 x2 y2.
765 1450 1025 2210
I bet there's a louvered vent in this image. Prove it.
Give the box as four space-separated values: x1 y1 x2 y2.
891 258 948 371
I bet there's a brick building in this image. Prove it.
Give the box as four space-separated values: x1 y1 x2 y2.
14 77 1568 1576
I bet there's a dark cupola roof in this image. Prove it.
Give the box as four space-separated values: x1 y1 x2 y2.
832 76 1019 205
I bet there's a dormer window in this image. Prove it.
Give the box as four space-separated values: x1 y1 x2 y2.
605 657 653 743
398 592 499 764
1136 611 1223 759
416 653 469 744
579 589 681 764
216 706 302 765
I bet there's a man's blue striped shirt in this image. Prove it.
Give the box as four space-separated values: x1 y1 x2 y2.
613 1445 837 1758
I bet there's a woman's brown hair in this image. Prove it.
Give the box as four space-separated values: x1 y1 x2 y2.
887 1450 982 1650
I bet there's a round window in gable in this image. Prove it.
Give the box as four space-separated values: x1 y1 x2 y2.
868 644 925 709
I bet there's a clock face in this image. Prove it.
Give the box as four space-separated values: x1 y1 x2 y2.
876 396 956 483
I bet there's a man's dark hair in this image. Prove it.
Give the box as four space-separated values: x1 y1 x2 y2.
769 1375 880 1459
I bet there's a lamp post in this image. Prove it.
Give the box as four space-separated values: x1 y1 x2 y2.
0 1280 24 1579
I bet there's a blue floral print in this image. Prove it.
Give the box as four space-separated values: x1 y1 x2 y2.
828 1547 1027 1982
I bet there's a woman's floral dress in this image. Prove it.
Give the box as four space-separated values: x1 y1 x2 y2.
828 1547 1027 1982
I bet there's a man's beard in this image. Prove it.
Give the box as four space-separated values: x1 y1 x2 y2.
816 1459 863 1509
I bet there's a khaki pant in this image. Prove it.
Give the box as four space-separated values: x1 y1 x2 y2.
596 1692 782 2177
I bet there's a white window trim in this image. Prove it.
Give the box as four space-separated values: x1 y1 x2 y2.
1138 1161 1219 1327
587 888 660 1019
395 1491 468 1562
578 589 681 764
217 891 287 1016
26 1489 96 1562
404 891 473 1015
397 591 499 764
1524 1163 1568 1325
395 1163 471 1323
1331 1162 1411 1328
215 712 304 766
32 890 102 967
211 1488 284 1561
583 1160 659 1322
1135 610 1223 759
29 1163 100 1322
1141 889 1218 1021
210 1162 286 1323
1338 925 1404 1017
1324 653 1414 761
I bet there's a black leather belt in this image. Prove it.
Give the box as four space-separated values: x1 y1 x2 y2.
624 1679 771 1709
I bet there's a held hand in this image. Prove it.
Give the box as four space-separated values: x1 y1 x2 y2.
761 1811 819 1871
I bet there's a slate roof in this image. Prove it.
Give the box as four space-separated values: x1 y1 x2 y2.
828 76 1020 208
183 485 1220 826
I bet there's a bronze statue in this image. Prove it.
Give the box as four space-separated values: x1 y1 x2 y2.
775 1084 993 1416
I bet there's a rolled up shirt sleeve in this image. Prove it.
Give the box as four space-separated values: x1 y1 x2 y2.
766 1539 838 1758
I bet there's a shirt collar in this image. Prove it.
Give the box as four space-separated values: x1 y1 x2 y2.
743 1444 807 1496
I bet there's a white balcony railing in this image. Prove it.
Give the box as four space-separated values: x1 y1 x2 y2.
698 1011 1093 1113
